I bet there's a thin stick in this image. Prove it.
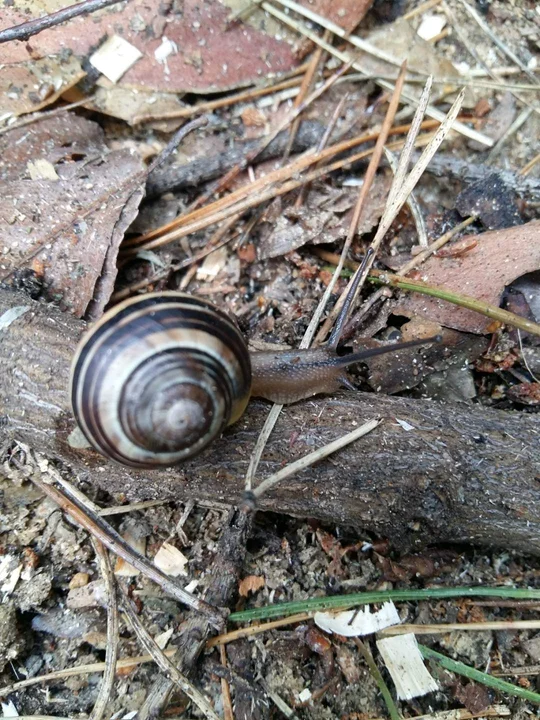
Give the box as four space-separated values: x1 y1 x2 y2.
384 146 427 246
88 540 118 720
120 587 221 720
486 107 534 163
369 269 540 338
380 620 540 635
208 612 311 647
282 32 327 163
295 91 349 208
98 499 169 516
305 63 407 347
403 0 443 19
126 119 439 249
146 116 209 176
29 475 223 624
0 651 177 698
313 72 427 345
0 0 126 43
133 72 308 124
219 646 235 720
252 418 381 498
190 56 355 211
349 87 466 303
0 96 97 136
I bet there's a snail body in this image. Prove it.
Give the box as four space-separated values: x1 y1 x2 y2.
71 288 439 469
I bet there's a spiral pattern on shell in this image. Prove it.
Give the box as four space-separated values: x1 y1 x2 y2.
70 292 252 468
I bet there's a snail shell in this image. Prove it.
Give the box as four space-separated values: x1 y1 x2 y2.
70 292 252 468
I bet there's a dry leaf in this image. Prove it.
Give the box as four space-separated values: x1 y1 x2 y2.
238 574 265 597
0 0 297 99
0 114 145 318
396 220 540 334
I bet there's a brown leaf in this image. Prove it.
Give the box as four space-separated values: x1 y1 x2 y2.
396 220 540 334
238 575 265 597
507 382 540 406
453 682 491 714
0 55 85 119
302 0 373 33
0 0 297 98
0 114 145 317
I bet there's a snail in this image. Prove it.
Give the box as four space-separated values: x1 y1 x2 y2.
71 272 440 469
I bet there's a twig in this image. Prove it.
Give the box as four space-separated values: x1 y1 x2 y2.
347 86 465 305
244 403 284 491
88 540 118 720
252 419 381 498
0 651 177 698
120 587 221 720
0 0 126 43
282 31 328 163
29 475 223 624
403 0 443 19
98 499 169 516
369 268 540 338
219 646 235 720
381 620 540 635
353 638 400 720
295 92 349 209
0 96 97 136
208 612 311 647
419 644 540 704
146 116 209 176
487 107 534 163
133 69 309 124
127 119 439 249
307 63 408 346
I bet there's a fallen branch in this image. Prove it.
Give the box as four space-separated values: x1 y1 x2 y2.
1 288 540 555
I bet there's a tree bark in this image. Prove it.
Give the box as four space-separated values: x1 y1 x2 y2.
1 287 539 554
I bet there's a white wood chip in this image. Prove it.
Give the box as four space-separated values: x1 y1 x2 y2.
395 418 415 432
1 700 18 717
376 633 439 700
90 35 143 84
416 14 447 41
154 626 174 649
314 601 400 637
154 542 188 577
27 158 59 181
0 306 30 332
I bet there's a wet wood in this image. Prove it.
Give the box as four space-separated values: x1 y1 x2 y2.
1 287 539 555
